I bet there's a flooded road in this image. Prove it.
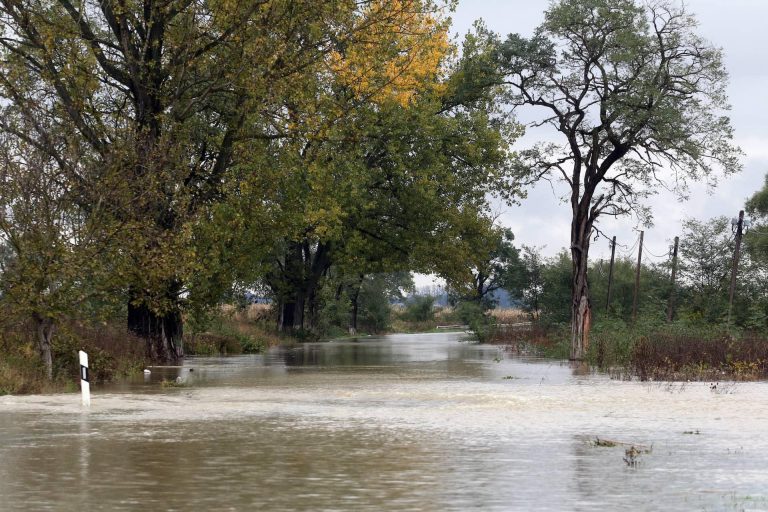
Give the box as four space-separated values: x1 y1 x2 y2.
1 332 767 511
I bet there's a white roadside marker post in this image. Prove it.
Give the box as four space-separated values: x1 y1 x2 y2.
79 350 90 407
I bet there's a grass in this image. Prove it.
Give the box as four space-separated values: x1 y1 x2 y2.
589 319 768 381
489 308 531 324
160 377 188 388
389 307 533 342
493 320 571 359
0 356 59 395
492 313 768 381
0 321 148 395
185 304 282 355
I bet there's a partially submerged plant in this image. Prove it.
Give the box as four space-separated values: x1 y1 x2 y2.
624 446 641 467
160 377 188 388
623 445 652 467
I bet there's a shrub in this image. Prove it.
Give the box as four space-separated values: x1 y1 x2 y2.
454 301 497 343
402 295 435 323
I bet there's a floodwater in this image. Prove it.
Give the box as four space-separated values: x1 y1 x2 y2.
1 333 767 511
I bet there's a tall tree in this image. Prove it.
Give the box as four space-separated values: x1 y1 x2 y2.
486 0 741 358
746 174 768 264
0 113 124 378
0 0 414 361
255 13 518 333
676 216 732 323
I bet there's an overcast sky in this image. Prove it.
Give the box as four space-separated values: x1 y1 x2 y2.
434 0 768 273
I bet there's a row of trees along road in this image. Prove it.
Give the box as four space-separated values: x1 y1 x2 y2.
0 0 520 375
0 0 745 374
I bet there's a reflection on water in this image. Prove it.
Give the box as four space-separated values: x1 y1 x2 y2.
1 332 767 511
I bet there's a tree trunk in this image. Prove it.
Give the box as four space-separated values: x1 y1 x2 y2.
302 242 331 332
293 290 305 331
305 283 319 331
279 301 295 332
33 314 55 380
348 276 364 336
273 242 305 332
570 217 592 360
273 241 332 334
128 286 183 363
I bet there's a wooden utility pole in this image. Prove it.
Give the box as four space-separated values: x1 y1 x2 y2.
606 236 616 313
632 231 644 322
666 236 679 322
727 210 745 325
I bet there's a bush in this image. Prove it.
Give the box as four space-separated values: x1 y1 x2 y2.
359 287 391 333
587 318 768 380
185 305 272 353
402 295 435 323
454 301 497 343
0 321 147 395
51 324 148 382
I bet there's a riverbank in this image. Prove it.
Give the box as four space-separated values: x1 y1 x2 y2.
493 318 768 381
5 304 768 395
0 322 148 395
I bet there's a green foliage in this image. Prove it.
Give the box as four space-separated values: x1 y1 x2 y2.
455 301 484 325
185 333 259 356
310 272 412 336
0 117 127 376
0 0 481 364
0 320 147 394
537 251 573 324
745 175 768 320
454 301 496 343
184 309 266 355
483 0 741 356
508 245 545 314
447 226 524 310
358 275 405 333
526 225 757 331
315 284 354 338
403 296 436 323
674 217 732 323
586 318 768 380
0 0 523 373
669 215 768 331
0 355 52 396
250 13 519 333
589 255 670 322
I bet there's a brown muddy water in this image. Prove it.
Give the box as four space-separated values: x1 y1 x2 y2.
1 332 767 511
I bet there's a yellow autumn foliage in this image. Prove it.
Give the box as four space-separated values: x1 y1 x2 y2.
329 0 451 106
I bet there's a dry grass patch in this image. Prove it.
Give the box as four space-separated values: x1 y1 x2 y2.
0 321 148 395
490 308 531 324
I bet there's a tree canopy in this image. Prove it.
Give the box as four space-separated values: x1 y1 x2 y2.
475 0 741 358
0 0 520 372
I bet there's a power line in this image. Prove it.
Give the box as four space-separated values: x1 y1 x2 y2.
643 245 671 260
618 233 640 257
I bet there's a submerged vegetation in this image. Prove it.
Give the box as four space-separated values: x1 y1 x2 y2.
495 315 768 382
0 320 147 395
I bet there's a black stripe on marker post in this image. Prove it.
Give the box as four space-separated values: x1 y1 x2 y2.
80 365 89 382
